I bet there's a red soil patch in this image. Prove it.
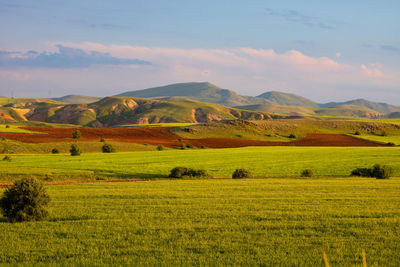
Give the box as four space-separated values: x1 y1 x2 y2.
0 127 383 148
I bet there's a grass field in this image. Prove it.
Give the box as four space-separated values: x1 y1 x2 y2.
0 125 41 134
0 179 399 266
0 146 399 182
351 134 400 146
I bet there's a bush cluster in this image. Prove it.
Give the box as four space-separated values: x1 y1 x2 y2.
232 169 251 179
0 178 50 222
169 167 210 178
157 145 165 151
351 164 393 179
51 148 59 154
2 155 11 161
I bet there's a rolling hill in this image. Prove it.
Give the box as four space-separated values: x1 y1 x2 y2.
320 99 400 114
0 96 275 126
236 103 382 118
115 82 270 107
51 94 101 104
116 82 400 116
257 91 318 107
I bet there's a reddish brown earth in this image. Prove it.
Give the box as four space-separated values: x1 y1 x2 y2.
0 126 384 148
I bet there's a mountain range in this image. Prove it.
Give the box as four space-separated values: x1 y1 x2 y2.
1 82 399 126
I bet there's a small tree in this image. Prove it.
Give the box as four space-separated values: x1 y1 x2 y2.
2 155 11 161
72 130 81 139
102 143 115 153
0 178 50 222
372 164 393 179
157 145 165 151
70 144 81 156
289 133 296 139
51 148 59 154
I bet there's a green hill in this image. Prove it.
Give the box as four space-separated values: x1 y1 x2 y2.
51 94 101 104
320 99 400 114
257 91 318 107
237 103 382 118
115 82 270 107
0 96 274 126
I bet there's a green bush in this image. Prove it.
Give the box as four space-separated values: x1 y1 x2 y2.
300 169 313 177
102 143 115 153
169 167 210 178
350 164 393 179
70 144 81 156
351 168 373 177
232 169 251 179
372 164 393 179
5 125 10 128
99 138 105 142
186 143 194 148
354 131 361 135
157 145 165 151
180 143 186 150
387 142 395 147
2 155 11 161
0 178 50 222
289 133 296 139
72 130 81 139
51 148 59 154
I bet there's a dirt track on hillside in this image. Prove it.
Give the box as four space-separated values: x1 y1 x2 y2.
0 127 383 148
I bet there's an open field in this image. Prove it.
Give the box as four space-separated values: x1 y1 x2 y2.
0 146 399 183
0 179 399 266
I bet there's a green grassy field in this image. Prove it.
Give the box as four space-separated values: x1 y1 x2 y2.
351 134 400 146
0 179 399 266
0 125 42 134
0 147 399 182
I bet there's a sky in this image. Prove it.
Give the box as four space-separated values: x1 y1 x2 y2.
0 0 399 104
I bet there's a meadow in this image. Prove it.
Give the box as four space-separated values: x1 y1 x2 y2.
0 146 399 182
0 179 399 266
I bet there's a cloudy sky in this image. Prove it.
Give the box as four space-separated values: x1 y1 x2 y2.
0 0 399 104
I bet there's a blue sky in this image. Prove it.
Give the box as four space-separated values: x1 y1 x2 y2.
0 0 399 103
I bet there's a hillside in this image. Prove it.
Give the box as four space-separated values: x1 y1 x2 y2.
115 82 270 107
257 91 318 107
320 99 400 114
116 82 400 116
51 94 101 104
236 104 382 118
0 96 274 126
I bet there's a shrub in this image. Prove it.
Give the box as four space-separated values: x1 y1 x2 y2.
1 137 6 141
301 169 313 177
51 148 59 154
169 167 210 178
70 144 81 156
351 168 373 177
186 143 194 148
354 131 361 135
102 143 115 153
180 143 186 150
372 164 393 179
0 178 50 222
5 125 10 128
232 169 251 179
99 138 105 142
157 145 164 151
350 164 393 179
2 155 11 161
72 130 81 139
387 142 395 146
288 133 296 139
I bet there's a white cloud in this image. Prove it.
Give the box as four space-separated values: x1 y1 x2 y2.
1 42 399 103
